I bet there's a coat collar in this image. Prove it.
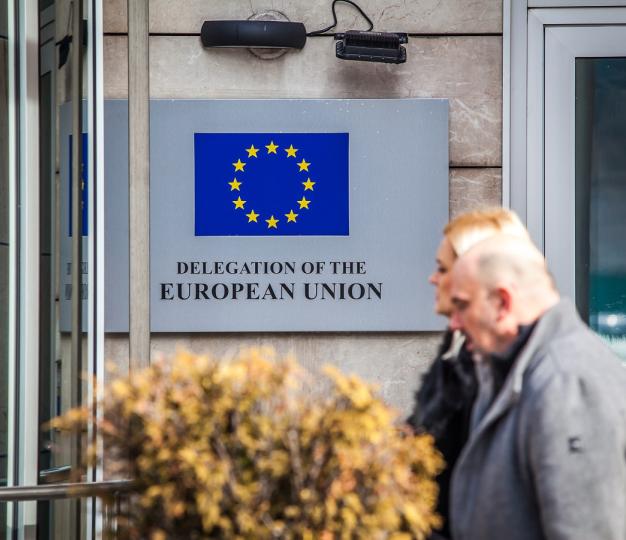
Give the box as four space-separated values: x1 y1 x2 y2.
467 298 579 442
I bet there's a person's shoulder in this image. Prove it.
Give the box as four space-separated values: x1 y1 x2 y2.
546 320 622 370
524 327 626 404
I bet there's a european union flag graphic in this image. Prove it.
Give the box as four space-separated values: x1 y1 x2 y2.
194 133 349 236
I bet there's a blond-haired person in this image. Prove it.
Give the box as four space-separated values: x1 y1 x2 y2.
407 208 529 540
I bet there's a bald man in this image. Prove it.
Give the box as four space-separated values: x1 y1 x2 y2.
447 235 626 540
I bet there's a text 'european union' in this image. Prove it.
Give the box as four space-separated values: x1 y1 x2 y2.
194 133 349 236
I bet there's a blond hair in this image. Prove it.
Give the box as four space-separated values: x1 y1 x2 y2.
444 208 529 257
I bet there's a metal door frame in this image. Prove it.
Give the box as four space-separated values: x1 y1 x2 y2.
541 22 626 298
527 8 626 299
504 2 626 296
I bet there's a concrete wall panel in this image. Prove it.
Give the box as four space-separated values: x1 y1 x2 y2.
105 332 442 415
104 35 502 166
450 167 502 218
104 0 502 35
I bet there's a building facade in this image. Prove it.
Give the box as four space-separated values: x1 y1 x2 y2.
1 0 625 537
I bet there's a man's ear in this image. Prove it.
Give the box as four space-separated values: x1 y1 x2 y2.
494 287 512 321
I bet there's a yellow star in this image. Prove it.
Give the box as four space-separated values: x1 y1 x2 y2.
246 145 259 158
302 178 315 191
297 159 310 172
233 159 246 172
297 197 310 210
228 178 242 191
285 210 298 223
285 144 298 158
265 141 279 154
232 196 246 210
266 215 279 229
246 210 259 223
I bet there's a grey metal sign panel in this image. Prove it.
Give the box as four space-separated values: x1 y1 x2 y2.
61 99 447 332
150 99 448 332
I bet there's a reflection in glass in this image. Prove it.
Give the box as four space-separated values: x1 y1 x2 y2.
576 58 626 362
1 10 10 533
37 0 89 537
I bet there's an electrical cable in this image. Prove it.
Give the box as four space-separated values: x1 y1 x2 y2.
306 0 374 37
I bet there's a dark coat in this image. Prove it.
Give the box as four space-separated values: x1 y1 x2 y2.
407 329 478 540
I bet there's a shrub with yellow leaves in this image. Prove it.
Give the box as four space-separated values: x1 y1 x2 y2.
51 348 443 539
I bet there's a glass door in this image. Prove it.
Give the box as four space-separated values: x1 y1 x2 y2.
3 0 106 537
527 8 626 362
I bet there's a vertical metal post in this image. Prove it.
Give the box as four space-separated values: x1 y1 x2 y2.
71 0 83 412
6 1 19 535
18 0 40 540
71 0 84 537
128 0 150 369
87 0 106 535
6 0 41 534
503 0 529 219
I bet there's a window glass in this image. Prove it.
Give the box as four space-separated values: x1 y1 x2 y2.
576 58 626 362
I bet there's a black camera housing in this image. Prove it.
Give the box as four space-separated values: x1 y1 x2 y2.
335 31 408 64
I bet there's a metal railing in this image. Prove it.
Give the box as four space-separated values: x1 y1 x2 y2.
0 480 134 502
0 479 135 536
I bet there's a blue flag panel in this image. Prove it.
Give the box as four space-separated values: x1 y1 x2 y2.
194 133 349 236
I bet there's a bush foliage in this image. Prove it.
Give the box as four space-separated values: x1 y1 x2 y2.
53 349 443 539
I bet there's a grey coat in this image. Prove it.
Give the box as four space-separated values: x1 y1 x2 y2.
450 299 626 540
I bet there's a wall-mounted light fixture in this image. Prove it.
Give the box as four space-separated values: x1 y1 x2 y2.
335 31 408 64
200 0 409 64
200 20 307 51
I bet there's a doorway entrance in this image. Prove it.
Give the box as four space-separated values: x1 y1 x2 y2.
507 4 626 361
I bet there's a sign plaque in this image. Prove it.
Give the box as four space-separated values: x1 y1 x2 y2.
61 99 448 332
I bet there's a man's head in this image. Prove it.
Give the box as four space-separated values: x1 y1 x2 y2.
449 234 559 355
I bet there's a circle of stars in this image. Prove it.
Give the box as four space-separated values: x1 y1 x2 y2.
227 140 316 231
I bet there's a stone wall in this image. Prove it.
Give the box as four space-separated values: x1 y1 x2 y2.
103 0 503 414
